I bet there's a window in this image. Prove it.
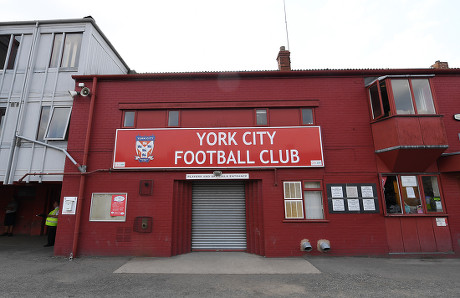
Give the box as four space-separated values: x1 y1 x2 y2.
256 109 267 125
284 181 325 220
123 111 135 128
0 107 6 134
382 174 444 215
44 107 71 140
49 33 82 68
0 35 21 70
168 110 179 127
36 106 51 141
368 78 436 119
301 108 314 125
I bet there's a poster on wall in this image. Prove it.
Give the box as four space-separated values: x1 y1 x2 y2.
113 126 324 169
110 194 127 216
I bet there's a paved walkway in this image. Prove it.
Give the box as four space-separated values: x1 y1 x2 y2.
114 252 321 274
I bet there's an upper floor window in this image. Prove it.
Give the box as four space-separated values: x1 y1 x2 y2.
168 110 179 127
123 111 136 128
368 77 436 119
49 33 82 68
301 108 314 125
0 35 21 70
382 174 444 215
44 107 72 140
36 106 51 142
256 109 268 126
0 107 6 135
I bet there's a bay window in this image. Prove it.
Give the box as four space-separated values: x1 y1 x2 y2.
367 77 436 119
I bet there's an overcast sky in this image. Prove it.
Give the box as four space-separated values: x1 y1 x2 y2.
1 0 459 73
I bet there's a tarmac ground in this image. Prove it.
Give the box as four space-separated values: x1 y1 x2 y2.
1 235 460 297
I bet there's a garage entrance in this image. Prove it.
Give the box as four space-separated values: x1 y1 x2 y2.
191 182 246 251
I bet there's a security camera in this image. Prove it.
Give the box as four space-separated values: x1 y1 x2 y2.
68 90 79 98
80 87 91 97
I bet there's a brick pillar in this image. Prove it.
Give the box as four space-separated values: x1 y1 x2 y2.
431 60 449 69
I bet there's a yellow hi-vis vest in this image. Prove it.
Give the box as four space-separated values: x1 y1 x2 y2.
45 207 59 227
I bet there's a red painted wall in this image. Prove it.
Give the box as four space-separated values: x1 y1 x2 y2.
54 71 460 257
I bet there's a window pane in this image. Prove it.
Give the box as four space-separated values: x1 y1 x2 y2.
284 182 302 199
369 84 382 119
256 109 267 125
400 176 422 214
6 35 20 69
36 106 50 141
302 108 314 124
0 35 9 68
412 79 435 114
285 200 304 219
46 107 71 139
383 176 402 214
123 111 135 127
304 191 324 219
422 176 443 213
380 81 391 117
168 110 179 126
61 33 82 68
0 107 6 135
304 181 321 189
392 79 415 115
49 34 63 68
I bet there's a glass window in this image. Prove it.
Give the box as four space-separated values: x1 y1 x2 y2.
383 176 402 214
256 109 267 125
422 176 443 213
45 107 71 140
369 84 382 119
412 79 436 115
61 33 82 68
123 111 135 127
392 79 415 115
284 182 304 219
0 35 21 70
301 108 314 125
49 34 63 68
383 174 444 215
168 110 179 127
0 107 6 134
284 181 324 220
49 33 82 68
36 106 51 141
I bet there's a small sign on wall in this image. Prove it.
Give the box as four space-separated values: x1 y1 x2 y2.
110 194 127 216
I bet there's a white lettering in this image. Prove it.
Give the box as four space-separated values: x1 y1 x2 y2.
246 150 255 164
269 150 279 164
260 150 269 164
291 149 299 163
206 151 216 164
243 131 252 145
279 150 289 163
237 150 246 164
184 151 194 164
217 151 226 164
175 151 183 164
267 131 276 144
218 132 228 145
195 151 206 164
227 151 237 164
207 132 217 146
228 132 238 145
256 131 266 145
196 132 206 146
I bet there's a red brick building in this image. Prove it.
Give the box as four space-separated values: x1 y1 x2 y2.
54 50 460 258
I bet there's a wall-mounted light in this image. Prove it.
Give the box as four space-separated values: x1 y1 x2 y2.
454 114 460 121
213 171 223 177
68 90 79 98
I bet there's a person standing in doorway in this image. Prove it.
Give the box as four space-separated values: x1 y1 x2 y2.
2 199 18 237
44 201 59 247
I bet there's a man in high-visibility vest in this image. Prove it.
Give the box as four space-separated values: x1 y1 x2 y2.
44 201 59 247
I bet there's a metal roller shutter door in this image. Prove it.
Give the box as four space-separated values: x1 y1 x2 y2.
192 182 247 250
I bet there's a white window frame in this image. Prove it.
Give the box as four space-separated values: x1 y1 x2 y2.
44 106 72 141
283 181 304 219
89 193 127 222
49 32 83 69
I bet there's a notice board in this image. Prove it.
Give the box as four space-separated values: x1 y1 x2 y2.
326 183 379 214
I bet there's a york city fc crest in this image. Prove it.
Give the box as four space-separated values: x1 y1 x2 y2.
135 135 155 163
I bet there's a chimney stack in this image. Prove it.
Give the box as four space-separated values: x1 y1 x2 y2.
277 46 291 71
431 60 449 69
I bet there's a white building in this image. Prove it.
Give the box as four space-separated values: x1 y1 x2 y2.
0 17 129 235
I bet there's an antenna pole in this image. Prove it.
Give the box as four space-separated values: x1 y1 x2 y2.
283 0 290 50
